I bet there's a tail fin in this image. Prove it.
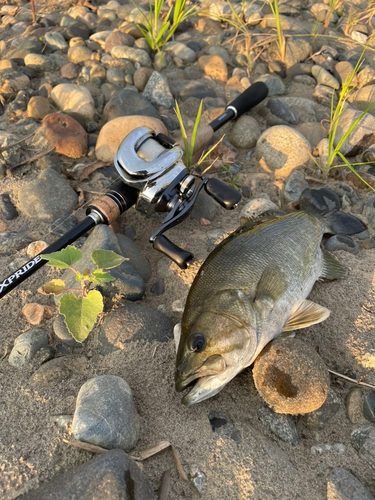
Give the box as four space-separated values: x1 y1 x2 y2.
299 188 367 236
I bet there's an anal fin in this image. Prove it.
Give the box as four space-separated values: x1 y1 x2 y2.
319 249 348 281
283 300 330 332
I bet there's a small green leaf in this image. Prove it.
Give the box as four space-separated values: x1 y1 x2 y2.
42 245 82 269
91 250 125 269
42 279 67 296
91 269 115 284
59 290 103 343
76 269 91 281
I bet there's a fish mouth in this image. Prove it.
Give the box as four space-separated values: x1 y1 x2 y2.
182 377 227 406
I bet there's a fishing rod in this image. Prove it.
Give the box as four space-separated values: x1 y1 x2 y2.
0 82 269 299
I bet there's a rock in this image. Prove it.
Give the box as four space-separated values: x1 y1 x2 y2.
327 467 375 500
365 195 375 230
150 278 165 295
295 122 325 149
21 449 154 500
27 96 51 120
72 375 140 450
58 225 145 303
285 38 312 67
358 66 375 88
294 74 316 86
0 231 32 256
26 240 47 257
31 355 88 387
311 65 340 89
116 234 151 283
324 235 359 254
364 391 375 423
253 338 330 414
104 88 160 121
8 329 49 369
61 62 80 79
133 67 153 92
334 61 356 87
51 83 95 121
143 71 174 108
0 193 17 220
257 404 299 445
8 40 43 63
110 45 151 67
190 467 207 495
18 168 78 223
7 90 29 116
53 315 82 347
256 126 312 180
165 41 196 63
98 303 174 354
240 198 279 224
64 23 90 41
267 98 299 125
198 55 227 82
311 444 346 455
302 389 340 430
95 115 167 161
351 425 375 463
106 67 124 86
43 31 68 51
281 170 309 205
0 69 29 97
105 31 134 54
314 84 337 107
22 303 54 325
255 74 285 96
206 228 226 246
169 80 216 100
190 193 216 221
41 112 87 158
24 53 54 73
228 115 261 149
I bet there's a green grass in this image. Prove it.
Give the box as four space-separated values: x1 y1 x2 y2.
130 0 196 64
267 0 285 62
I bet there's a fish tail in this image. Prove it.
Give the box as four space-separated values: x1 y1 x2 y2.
299 188 367 236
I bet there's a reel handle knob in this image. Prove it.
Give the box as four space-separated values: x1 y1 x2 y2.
153 235 193 269
205 178 241 210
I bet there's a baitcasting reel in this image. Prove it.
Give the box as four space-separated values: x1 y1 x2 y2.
0 82 269 299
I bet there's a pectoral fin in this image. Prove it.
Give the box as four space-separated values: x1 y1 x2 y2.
283 300 330 332
319 249 348 281
203 289 255 327
255 266 287 311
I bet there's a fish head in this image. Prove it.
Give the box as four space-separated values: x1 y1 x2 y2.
175 290 258 406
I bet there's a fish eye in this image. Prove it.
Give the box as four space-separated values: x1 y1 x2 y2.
190 334 206 352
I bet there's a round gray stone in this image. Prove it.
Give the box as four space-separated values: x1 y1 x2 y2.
143 71 174 108
228 115 261 149
9 329 49 369
104 88 160 121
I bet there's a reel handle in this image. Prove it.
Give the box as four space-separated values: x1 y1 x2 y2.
153 235 193 269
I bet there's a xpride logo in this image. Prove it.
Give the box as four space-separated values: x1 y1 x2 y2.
0 255 42 293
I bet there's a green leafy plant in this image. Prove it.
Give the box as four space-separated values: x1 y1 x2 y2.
40 246 125 343
131 0 197 64
174 99 224 172
222 163 241 190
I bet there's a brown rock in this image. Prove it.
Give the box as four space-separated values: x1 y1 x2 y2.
61 62 80 79
196 18 222 34
42 112 87 158
27 96 51 120
95 115 167 162
346 172 375 190
43 306 56 319
253 337 330 414
0 220 8 231
27 240 48 257
118 22 143 39
133 67 153 92
198 55 228 82
0 60 13 70
105 30 135 53
22 303 45 325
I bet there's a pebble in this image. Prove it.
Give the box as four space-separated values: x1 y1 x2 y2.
208 411 241 442
0 231 32 256
314 84 337 107
363 391 375 423
0 193 17 220
169 80 216 100
22 303 54 325
240 198 279 224
365 195 375 230
57 225 145 303
150 278 165 295
255 74 285 96
106 67 124 86
49 215 77 236
324 235 359 254
8 40 43 63
21 450 154 500
346 388 365 424
31 355 88 387
190 193 216 221
133 67 153 92
327 467 375 500
285 38 312 67
198 55 228 82
267 98 299 125
311 444 346 455
334 61 356 87
105 31 135 53
281 170 309 205
64 24 90 41
165 41 197 63
51 83 96 121
253 338 330 414
53 314 83 347
104 88 160 121
351 425 375 463
190 467 207 495
24 53 54 73
0 69 30 97
60 62 80 79
8 256 28 273
143 71 174 108
8 329 49 369
95 115 167 162
110 45 152 68
27 96 51 120
294 74 316 85
335 109 375 156
42 112 87 158
257 404 299 445
98 302 174 354
7 90 29 116
26 241 48 257
18 168 78 223
256 125 312 180
44 32 68 51
295 122 325 149
228 115 261 149
72 375 140 450
206 228 225 246
302 389 340 430
311 65 340 89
